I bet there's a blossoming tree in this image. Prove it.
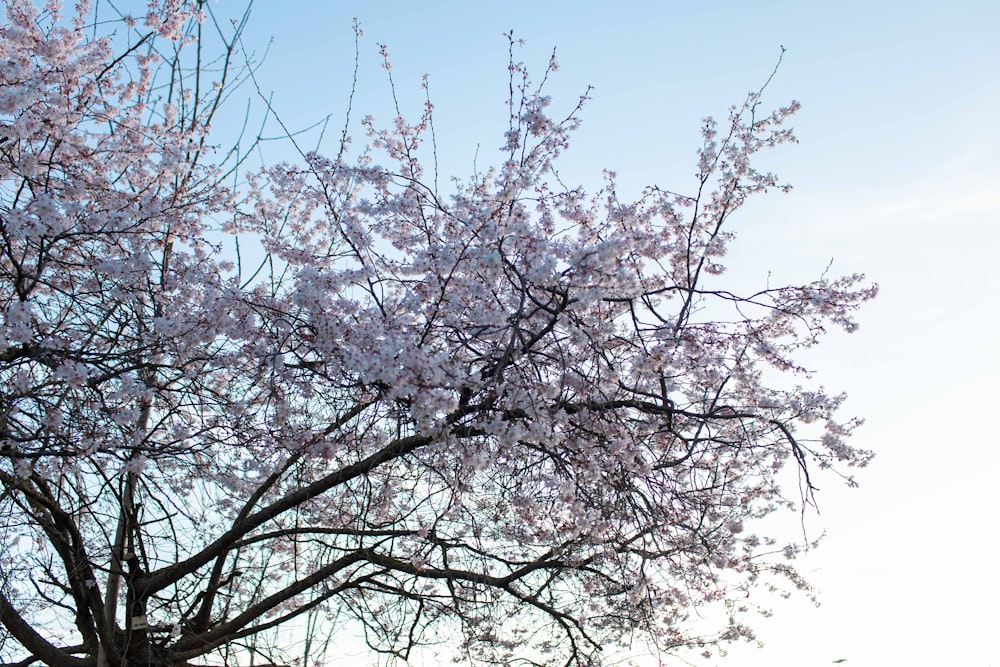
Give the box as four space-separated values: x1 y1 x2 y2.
0 2 876 666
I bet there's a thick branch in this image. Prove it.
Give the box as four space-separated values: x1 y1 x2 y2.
143 433 431 594
0 591 93 667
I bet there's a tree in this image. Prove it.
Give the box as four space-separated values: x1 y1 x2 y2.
0 2 877 666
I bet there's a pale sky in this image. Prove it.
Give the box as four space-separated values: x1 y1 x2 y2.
223 1 1000 665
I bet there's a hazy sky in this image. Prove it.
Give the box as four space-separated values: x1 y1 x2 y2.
220 1 1000 665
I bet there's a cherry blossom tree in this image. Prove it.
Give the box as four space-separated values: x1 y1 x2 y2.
0 2 876 667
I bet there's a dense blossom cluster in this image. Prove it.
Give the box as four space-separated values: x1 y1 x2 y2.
0 3 875 667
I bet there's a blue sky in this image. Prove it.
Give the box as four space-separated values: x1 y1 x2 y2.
225 1 1000 665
